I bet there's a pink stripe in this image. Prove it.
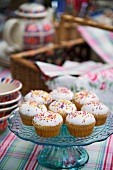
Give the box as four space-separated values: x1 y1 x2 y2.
1 131 12 148
83 65 104 74
32 145 43 170
110 154 113 170
81 28 113 64
109 32 113 39
41 66 66 71
32 161 37 170
25 145 43 170
78 27 113 64
1 132 16 158
24 145 38 170
102 135 113 170
0 69 10 78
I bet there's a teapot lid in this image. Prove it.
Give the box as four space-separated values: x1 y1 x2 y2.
15 3 47 18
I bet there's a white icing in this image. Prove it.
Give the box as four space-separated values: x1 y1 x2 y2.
49 99 77 114
74 90 99 105
19 101 47 116
66 111 95 125
33 111 63 126
24 90 52 104
81 101 109 115
50 87 74 100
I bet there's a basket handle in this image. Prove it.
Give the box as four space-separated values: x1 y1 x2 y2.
61 14 113 32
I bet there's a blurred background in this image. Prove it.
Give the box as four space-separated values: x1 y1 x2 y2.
0 0 113 40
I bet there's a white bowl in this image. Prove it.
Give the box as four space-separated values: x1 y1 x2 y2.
0 91 22 106
0 104 18 132
0 77 22 97
0 103 18 113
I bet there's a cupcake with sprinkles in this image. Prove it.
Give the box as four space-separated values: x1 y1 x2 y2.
32 111 63 138
65 111 96 137
24 90 52 107
49 87 74 101
49 99 77 123
81 101 109 126
73 90 99 111
19 101 47 126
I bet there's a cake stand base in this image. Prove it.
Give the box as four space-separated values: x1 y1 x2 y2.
38 146 89 169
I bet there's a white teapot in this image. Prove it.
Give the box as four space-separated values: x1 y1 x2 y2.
3 3 55 51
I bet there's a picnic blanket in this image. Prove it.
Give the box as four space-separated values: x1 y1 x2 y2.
77 26 113 64
35 60 113 79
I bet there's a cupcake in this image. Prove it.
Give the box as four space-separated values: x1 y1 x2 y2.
81 101 109 126
19 101 47 126
73 90 99 110
65 111 96 137
24 90 52 107
32 111 63 138
49 99 77 123
49 87 74 101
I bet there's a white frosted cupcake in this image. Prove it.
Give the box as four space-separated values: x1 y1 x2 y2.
32 111 63 138
81 101 109 126
50 87 74 101
65 111 96 137
49 99 77 123
19 101 47 126
24 90 52 107
73 90 99 110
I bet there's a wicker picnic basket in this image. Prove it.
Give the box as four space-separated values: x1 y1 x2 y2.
11 14 113 96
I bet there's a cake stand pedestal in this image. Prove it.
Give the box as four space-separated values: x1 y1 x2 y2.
38 146 89 169
8 108 113 169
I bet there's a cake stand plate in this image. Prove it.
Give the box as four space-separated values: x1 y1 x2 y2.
8 108 113 169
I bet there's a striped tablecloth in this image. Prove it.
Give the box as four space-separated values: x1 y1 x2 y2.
0 66 113 170
1 129 113 170
0 66 11 78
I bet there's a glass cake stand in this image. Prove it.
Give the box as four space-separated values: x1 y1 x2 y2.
8 108 113 169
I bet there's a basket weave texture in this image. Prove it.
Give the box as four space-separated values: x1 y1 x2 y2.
11 39 90 96
11 14 113 96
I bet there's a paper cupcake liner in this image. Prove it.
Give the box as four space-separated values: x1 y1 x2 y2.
45 103 51 110
60 113 66 123
72 100 82 111
19 113 34 126
93 113 108 126
32 121 63 138
65 121 95 137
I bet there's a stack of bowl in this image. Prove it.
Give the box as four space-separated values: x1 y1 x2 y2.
0 77 22 133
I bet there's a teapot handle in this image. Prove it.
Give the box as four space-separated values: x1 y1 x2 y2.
3 18 21 50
